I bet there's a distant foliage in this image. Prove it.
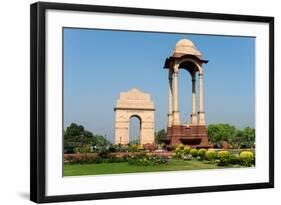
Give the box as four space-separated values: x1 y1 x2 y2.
92 134 111 147
207 124 236 148
207 124 255 149
64 123 111 152
155 129 167 144
64 123 95 147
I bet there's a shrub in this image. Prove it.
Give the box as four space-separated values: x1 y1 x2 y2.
174 145 191 159
175 147 183 158
190 148 198 157
75 145 92 153
98 148 110 158
239 151 254 167
183 146 191 154
229 154 240 164
178 144 185 150
64 146 75 154
197 148 207 158
217 150 231 166
108 145 119 152
204 150 217 161
127 144 138 152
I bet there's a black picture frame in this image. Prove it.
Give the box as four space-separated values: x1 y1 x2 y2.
30 1 274 203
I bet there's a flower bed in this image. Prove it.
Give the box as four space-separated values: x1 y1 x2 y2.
64 151 174 164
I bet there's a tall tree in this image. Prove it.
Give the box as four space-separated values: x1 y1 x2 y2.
155 129 167 144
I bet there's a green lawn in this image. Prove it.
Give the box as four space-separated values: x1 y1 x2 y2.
64 159 242 176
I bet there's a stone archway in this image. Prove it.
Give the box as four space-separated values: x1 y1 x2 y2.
114 88 155 145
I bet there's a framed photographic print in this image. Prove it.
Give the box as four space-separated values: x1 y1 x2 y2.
30 1 274 203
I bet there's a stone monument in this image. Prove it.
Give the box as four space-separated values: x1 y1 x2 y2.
114 88 155 145
163 38 212 148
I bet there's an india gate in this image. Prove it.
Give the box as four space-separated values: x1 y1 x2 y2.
114 88 155 145
163 38 212 148
115 38 212 148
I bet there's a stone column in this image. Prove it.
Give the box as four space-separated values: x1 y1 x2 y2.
198 70 206 125
168 67 173 127
191 70 197 124
173 63 180 125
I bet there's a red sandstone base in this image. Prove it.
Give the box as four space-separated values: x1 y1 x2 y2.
164 125 213 148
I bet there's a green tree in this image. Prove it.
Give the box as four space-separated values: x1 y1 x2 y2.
231 127 255 149
207 124 236 147
242 127 255 148
231 129 244 149
64 123 94 147
92 134 111 147
155 129 167 144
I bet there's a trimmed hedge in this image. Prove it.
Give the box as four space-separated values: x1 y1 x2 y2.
239 151 254 167
198 148 207 158
183 146 191 154
204 150 217 161
217 150 231 166
190 149 198 157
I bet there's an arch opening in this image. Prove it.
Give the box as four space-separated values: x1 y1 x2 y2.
178 60 200 75
129 115 142 144
178 69 193 124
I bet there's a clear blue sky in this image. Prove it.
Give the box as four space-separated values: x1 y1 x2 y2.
63 28 255 143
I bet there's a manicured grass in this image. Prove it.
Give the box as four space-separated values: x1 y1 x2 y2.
64 159 242 176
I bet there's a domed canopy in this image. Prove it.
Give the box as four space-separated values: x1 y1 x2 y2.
163 38 208 69
173 38 202 59
175 39 195 47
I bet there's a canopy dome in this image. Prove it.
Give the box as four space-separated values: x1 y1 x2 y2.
173 38 202 59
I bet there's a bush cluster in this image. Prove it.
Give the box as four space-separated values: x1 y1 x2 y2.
175 144 192 159
173 147 255 167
